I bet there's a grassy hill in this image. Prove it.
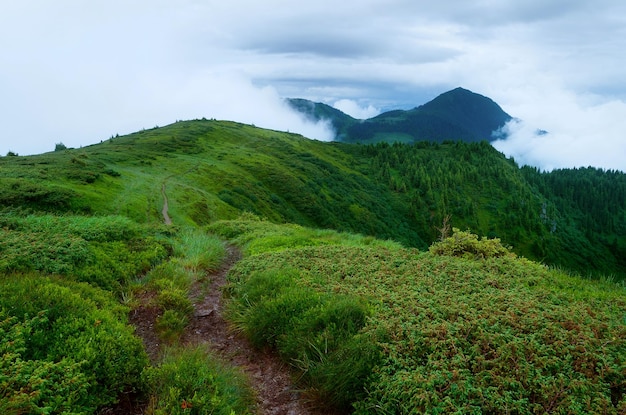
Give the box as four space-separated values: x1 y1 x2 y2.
1 119 625 413
3 119 622 277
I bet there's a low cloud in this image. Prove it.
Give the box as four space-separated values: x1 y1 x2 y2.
0 71 335 155
492 96 626 172
332 99 381 119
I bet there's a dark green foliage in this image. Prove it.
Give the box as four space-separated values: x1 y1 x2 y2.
522 165 626 276
0 276 148 411
54 142 67 151
361 140 626 279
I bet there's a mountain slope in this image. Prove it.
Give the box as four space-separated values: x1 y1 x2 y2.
1 119 624 278
290 87 513 144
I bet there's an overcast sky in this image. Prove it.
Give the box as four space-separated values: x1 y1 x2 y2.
1 1 626 171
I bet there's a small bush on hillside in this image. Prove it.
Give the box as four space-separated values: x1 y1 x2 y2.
155 309 189 343
429 228 513 259
0 276 148 411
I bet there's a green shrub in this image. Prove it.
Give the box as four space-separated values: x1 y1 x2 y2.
0 276 149 410
0 311 92 414
429 228 514 259
155 309 189 343
142 346 253 415
156 288 194 316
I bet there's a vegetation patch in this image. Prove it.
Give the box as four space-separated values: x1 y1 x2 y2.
0 275 148 412
217 220 626 413
142 346 254 415
0 212 169 290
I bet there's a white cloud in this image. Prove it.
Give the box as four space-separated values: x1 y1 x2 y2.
493 97 626 172
332 99 381 119
1 0 626 171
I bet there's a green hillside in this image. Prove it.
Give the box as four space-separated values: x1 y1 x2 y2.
290 87 513 144
1 120 625 413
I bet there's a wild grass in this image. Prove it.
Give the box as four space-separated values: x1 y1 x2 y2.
142 345 254 415
173 227 226 271
208 212 403 256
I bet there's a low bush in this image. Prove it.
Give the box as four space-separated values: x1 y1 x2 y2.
0 311 91 414
155 309 189 343
429 227 514 259
0 275 149 411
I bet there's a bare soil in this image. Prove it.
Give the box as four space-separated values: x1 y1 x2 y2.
103 245 336 415
103 182 339 414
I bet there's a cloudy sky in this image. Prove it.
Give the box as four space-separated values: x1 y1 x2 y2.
1 1 626 171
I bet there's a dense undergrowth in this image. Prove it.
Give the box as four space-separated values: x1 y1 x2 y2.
0 209 253 414
214 216 626 414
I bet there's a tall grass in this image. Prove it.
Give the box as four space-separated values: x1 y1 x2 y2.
173 228 226 271
142 346 254 415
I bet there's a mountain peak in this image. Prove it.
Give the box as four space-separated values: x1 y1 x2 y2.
287 87 513 144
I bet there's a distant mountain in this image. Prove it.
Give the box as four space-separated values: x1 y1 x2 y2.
288 87 513 144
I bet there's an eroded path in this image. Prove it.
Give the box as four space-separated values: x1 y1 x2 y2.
182 245 329 415
111 180 332 414
114 245 330 415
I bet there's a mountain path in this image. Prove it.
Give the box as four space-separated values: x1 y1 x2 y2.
110 246 330 414
106 180 332 414
160 183 172 225
181 245 331 415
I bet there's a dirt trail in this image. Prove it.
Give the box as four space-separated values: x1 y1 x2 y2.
107 181 332 414
160 183 172 225
182 246 331 415
112 246 330 414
